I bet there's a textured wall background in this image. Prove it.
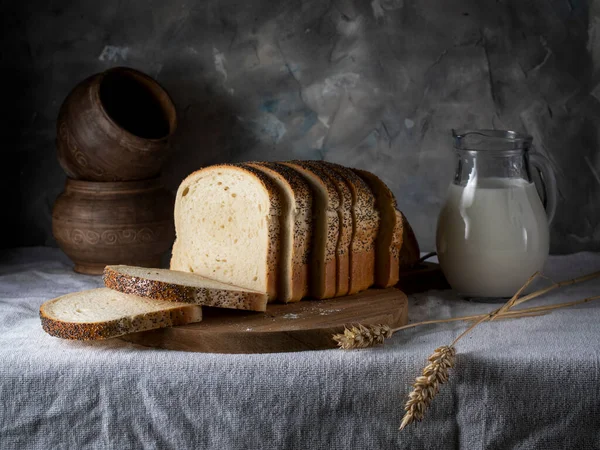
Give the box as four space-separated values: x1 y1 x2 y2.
3 0 599 252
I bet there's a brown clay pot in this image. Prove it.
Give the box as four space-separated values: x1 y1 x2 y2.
57 67 177 181
52 178 175 274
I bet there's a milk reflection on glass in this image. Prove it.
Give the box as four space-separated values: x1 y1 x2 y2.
436 130 556 299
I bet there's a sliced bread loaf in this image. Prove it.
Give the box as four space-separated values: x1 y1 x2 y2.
104 265 269 311
281 161 339 299
325 163 379 293
170 164 282 301
40 288 202 340
246 162 312 302
304 161 352 297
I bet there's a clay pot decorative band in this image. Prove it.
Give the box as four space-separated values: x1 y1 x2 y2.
52 178 175 274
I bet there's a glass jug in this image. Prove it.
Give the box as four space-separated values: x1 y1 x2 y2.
436 129 557 299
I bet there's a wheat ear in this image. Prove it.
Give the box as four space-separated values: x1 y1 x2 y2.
332 324 392 349
399 345 456 430
397 271 600 430
397 284 528 431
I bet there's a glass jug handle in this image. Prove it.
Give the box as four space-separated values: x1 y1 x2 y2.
529 152 557 225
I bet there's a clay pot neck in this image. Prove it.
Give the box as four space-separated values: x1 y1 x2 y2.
95 67 177 142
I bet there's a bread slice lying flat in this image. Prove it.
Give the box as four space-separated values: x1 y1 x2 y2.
170 164 282 301
104 265 268 312
246 162 312 303
40 288 202 340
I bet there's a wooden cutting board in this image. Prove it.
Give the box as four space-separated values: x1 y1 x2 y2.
120 262 446 354
121 288 408 354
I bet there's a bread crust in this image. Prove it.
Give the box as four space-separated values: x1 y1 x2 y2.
305 161 352 297
352 168 420 286
103 266 268 311
325 163 379 293
39 289 202 341
247 162 312 302
396 209 420 270
281 161 339 299
351 168 402 287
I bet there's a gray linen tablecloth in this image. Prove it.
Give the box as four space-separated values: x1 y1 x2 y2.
1 247 600 450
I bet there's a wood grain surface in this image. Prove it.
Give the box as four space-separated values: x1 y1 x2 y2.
120 288 409 354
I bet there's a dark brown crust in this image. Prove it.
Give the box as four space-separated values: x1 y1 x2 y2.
306 161 352 297
39 294 201 341
331 164 379 253
324 163 379 294
246 162 313 302
350 250 376 293
312 258 337 299
397 210 420 269
104 266 194 302
103 266 268 312
351 168 399 288
281 161 339 299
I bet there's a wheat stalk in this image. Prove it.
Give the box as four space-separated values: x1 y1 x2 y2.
510 270 600 308
397 279 539 430
333 270 600 350
331 269 600 430
332 308 549 349
397 271 600 430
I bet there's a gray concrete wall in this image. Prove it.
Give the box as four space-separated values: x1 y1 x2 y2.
3 0 599 253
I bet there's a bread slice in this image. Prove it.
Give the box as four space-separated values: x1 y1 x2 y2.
323 163 379 293
170 164 282 301
246 162 312 302
281 161 339 299
39 288 202 340
352 168 419 286
396 209 421 270
104 265 269 311
304 161 352 297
